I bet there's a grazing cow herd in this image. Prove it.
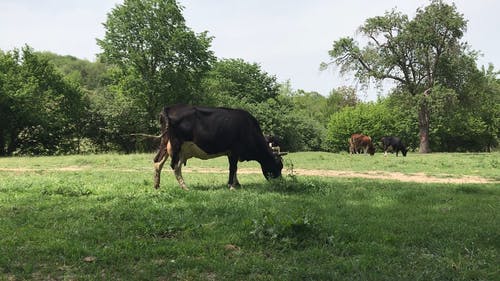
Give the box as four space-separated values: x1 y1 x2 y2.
151 104 409 190
348 134 409 157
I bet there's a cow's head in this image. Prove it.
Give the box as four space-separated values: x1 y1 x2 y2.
262 146 287 180
402 147 408 157
367 144 376 156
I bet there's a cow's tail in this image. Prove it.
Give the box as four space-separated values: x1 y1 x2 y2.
159 110 169 133
129 133 165 139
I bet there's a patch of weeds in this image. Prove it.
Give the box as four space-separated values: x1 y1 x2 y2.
249 210 325 249
41 180 93 197
41 186 93 197
267 177 328 194
283 158 295 177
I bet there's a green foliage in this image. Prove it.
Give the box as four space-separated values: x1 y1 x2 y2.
85 86 153 153
97 0 215 130
325 86 360 117
203 58 280 105
387 75 499 152
286 88 328 122
325 100 417 152
274 82 331 151
0 47 87 155
323 0 473 152
39 52 109 91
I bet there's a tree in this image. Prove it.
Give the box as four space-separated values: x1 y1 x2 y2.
325 86 359 117
0 47 86 155
479 65 500 151
203 58 280 107
276 86 329 150
285 88 328 122
39 52 109 91
97 0 215 130
322 0 472 153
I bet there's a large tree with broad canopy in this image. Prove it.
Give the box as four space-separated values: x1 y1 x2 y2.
322 0 473 153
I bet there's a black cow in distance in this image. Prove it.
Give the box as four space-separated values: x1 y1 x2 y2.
380 136 408 157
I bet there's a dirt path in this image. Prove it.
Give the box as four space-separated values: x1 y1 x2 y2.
291 169 495 184
0 166 496 184
184 167 496 184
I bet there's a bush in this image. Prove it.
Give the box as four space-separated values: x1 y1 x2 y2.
325 100 417 152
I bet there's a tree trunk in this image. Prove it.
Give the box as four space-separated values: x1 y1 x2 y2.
6 130 19 155
418 101 431 153
0 131 5 156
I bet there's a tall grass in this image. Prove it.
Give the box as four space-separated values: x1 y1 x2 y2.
0 153 498 280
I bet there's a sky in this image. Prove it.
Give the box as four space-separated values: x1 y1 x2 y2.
1 0 499 101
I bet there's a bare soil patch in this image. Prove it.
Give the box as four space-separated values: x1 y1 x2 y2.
290 169 495 184
184 167 496 184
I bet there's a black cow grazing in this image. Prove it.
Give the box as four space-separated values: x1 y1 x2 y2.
153 105 286 190
380 136 408 157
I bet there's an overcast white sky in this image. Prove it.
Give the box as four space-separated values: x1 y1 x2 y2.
1 0 498 100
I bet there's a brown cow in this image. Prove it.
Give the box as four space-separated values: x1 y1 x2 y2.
349 134 375 155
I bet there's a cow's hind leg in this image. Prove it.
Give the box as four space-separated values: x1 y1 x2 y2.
154 154 168 189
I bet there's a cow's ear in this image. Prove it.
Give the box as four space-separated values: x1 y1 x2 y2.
278 152 288 156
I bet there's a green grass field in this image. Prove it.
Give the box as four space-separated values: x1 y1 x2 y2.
0 152 499 280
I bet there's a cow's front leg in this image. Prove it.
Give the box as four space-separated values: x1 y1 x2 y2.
153 154 168 189
228 155 240 190
174 160 189 190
